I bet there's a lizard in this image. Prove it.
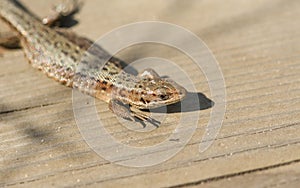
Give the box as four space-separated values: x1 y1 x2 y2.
0 0 187 125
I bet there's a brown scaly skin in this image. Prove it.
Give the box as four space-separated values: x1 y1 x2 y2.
0 0 187 123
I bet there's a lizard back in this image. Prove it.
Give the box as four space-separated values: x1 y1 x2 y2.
0 0 187 109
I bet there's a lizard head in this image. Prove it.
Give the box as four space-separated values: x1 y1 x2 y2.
131 77 187 109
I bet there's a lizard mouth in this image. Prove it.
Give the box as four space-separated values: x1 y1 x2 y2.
131 78 188 109
166 79 187 102
169 85 187 103
148 83 187 109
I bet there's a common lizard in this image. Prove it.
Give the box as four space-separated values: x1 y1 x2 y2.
0 0 187 124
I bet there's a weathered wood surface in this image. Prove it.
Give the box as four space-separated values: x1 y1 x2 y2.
1 0 300 187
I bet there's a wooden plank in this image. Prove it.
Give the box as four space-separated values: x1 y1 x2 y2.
1 0 299 187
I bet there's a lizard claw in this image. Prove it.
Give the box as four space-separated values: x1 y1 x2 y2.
131 110 161 127
109 99 160 127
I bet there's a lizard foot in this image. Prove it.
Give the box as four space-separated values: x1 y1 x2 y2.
109 99 160 127
42 0 82 27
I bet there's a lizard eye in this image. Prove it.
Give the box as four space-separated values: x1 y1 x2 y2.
159 94 169 100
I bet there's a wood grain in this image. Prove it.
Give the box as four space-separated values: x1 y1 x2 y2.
1 0 299 187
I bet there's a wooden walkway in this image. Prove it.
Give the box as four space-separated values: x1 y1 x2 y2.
1 0 300 187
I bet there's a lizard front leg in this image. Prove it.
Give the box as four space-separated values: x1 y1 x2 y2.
108 99 134 121
108 99 160 127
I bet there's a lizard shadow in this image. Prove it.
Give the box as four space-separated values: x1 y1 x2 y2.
144 91 214 114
